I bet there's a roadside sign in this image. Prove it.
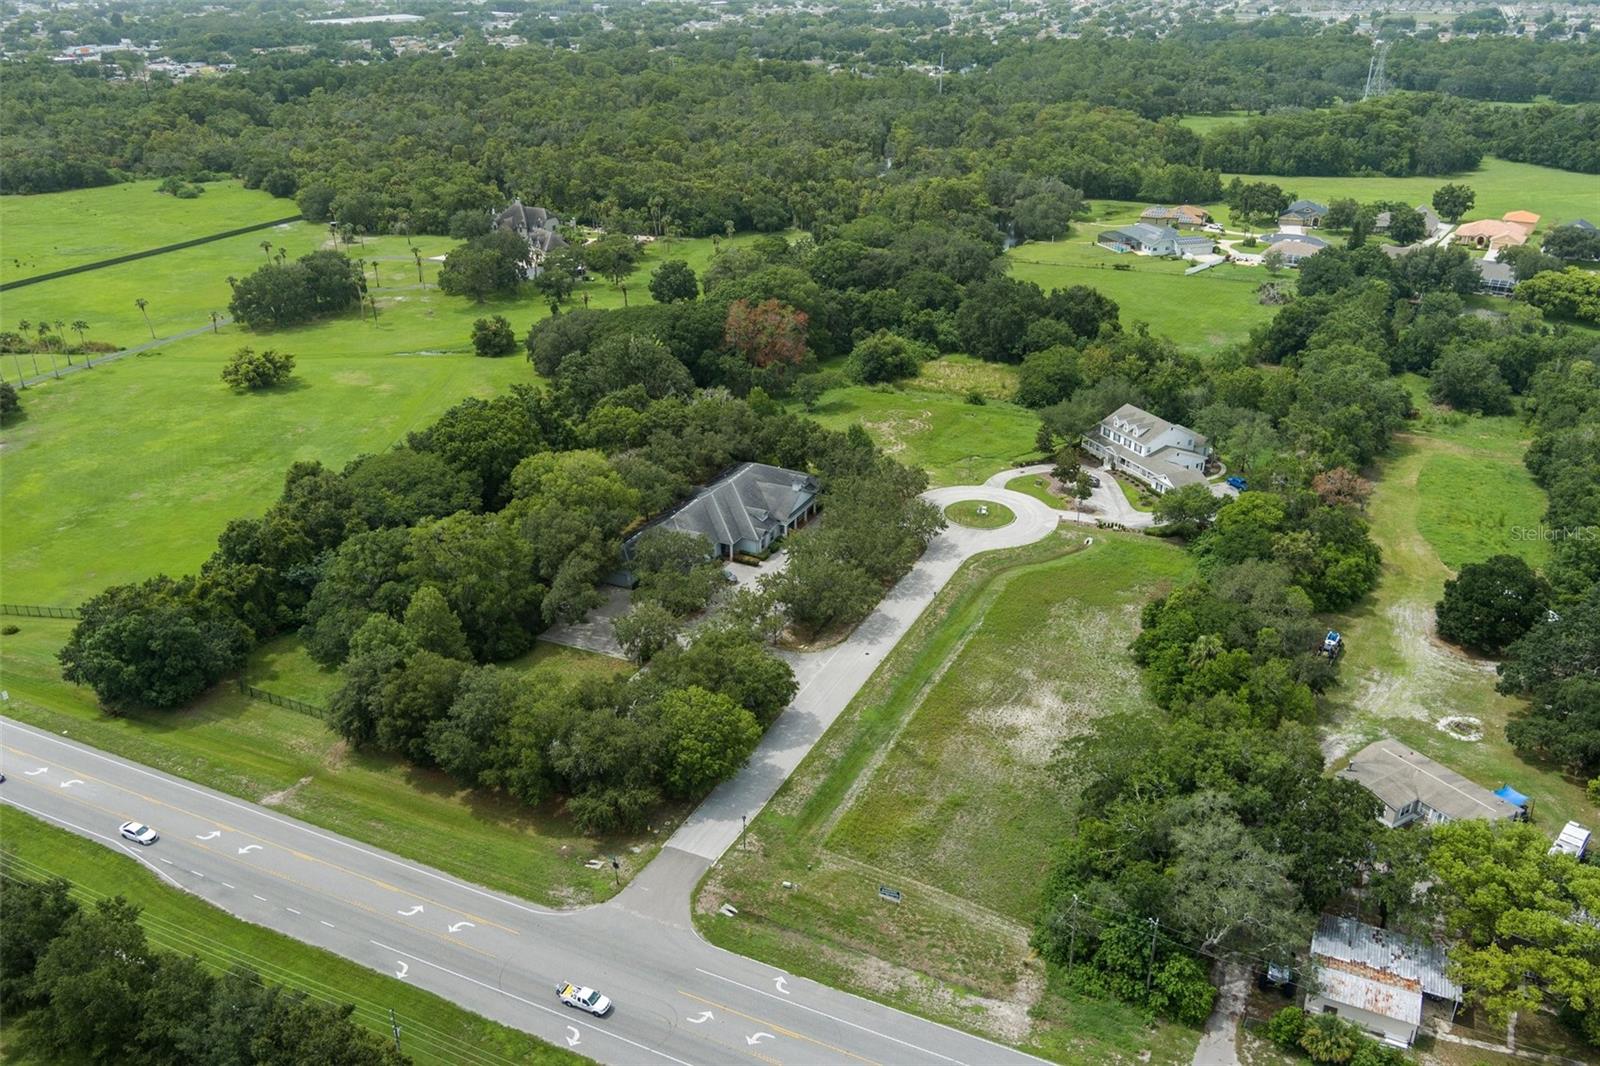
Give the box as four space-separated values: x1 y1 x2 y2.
878 885 903 904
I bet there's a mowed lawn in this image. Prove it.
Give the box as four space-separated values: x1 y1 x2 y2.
0 810 581 1066
0 216 743 606
698 533 1201 1065
801 377 1041 487
0 178 301 285
0 619 648 906
1006 237 1274 354
1322 406 1589 829
1214 157 1598 235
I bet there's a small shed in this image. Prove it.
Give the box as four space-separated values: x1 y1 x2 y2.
1551 822 1592 859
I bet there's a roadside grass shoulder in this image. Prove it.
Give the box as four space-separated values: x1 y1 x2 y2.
0 619 659 906
799 385 1041 486
697 532 1200 1063
0 808 582 1066
0 179 301 285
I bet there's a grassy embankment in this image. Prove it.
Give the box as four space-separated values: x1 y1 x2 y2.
0 808 583 1066
1322 385 1590 828
697 532 1201 1065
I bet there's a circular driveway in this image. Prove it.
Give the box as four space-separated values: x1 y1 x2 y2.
923 483 1060 554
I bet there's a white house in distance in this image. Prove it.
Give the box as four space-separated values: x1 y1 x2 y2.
1305 916 1462 1049
1082 404 1211 494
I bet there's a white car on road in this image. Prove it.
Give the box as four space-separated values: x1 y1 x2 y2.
119 821 159 845
557 982 612 1017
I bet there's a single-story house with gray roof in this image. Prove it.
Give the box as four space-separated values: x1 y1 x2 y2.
1098 224 1213 258
612 462 818 585
1474 259 1516 296
1339 739 1524 827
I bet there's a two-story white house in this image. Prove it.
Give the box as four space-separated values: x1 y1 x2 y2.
1082 404 1211 495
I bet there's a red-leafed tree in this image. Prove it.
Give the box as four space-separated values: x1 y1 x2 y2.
724 298 808 367
1311 467 1374 510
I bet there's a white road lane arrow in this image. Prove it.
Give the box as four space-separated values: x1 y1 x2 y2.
565 1026 581 1047
237 844 263 855
394 961 409 979
687 1011 714 1024
773 976 790 995
397 905 424 917
196 831 221 840
446 921 475 933
59 778 84 788
23 767 47 776
746 1032 776 1046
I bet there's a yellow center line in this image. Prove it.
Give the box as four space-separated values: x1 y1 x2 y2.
677 989 882 1066
1 751 498 958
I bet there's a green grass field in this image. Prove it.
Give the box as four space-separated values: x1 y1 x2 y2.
698 532 1200 1064
1321 405 1589 829
0 808 581 1066
0 618 652 906
943 499 1015 528
0 179 302 285
1214 157 1597 234
0 213 748 607
1006 473 1070 509
801 381 1041 486
1006 237 1274 354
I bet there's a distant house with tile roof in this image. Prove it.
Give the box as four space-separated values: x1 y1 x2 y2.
614 462 818 584
1305 916 1462 1049
1098 223 1213 258
1082 404 1210 494
1278 199 1329 228
1268 238 1326 267
1455 211 1540 250
1138 204 1211 229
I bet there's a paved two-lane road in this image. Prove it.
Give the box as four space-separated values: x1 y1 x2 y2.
1 714 1045 1066
1 481 1065 1065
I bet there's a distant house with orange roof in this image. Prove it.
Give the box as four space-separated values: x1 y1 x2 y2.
1455 211 1541 250
1138 204 1211 229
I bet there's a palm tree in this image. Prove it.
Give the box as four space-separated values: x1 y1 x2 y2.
328 222 339 246
135 298 154 339
260 239 273 261
71 320 88 346
366 293 379 322
1187 634 1226 668
275 246 288 264
35 322 51 351
412 247 424 286
17 319 30 338
209 311 222 333
53 320 65 350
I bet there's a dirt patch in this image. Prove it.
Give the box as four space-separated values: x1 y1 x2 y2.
324 739 349 770
260 774 313 807
861 409 932 456
848 946 1040 1046
1435 715 1484 742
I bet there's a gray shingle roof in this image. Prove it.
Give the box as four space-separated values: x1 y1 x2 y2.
630 462 816 552
1339 739 1522 823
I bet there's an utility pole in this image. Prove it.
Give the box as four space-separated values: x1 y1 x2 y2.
1066 894 1079 970
1145 917 1159 994
389 1009 402 1055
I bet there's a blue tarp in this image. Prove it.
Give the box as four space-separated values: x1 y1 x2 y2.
1495 784 1530 808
